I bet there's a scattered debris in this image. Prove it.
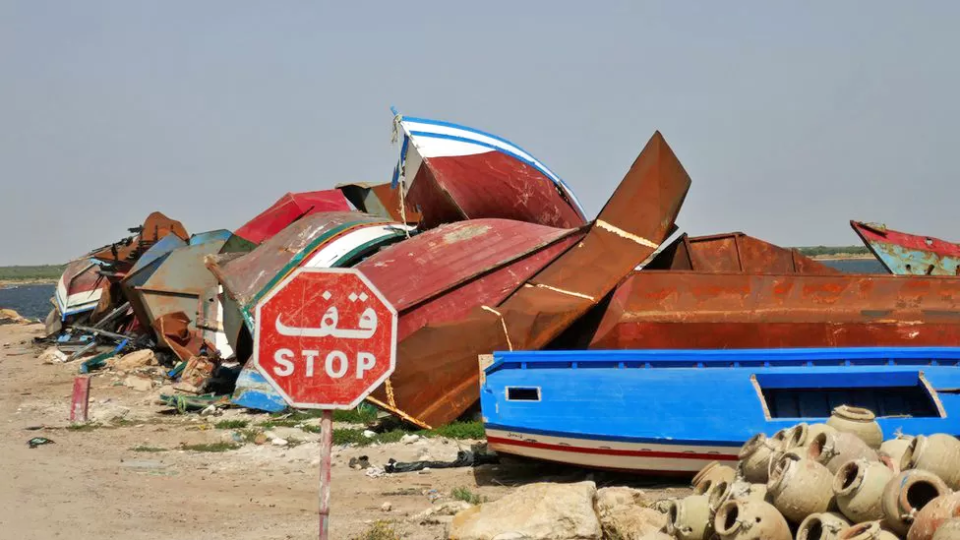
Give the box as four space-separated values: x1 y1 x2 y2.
28 437 54 448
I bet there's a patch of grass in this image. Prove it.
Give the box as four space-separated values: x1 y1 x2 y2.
66 423 102 431
259 419 300 429
0 264 66 281
180 442 239 453
214 419 249 430
332 428 407 447
333 407 378 424
300 424 321 434
452 486 486 505
131 446 167 453
420 421 485 440
236 429 262 443
351 521 400 540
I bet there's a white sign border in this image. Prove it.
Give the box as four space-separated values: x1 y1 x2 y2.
252 267 399 410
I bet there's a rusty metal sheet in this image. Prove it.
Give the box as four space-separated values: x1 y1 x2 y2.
369 131 692 427
90 211 189 272
356 219 579 313
646 232 838 274
589 271 960 350
851 220 960 276
132 234 228 349
234 190 351 245
336 182 421 224
152 311 213 363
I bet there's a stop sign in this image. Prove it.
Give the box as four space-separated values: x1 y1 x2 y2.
252 268 397 409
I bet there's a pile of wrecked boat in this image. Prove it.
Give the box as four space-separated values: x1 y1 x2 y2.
44 112 960 476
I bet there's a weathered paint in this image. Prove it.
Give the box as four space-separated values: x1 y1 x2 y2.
393 114 587 229
851 220 960 276
371 131 692 427
132 233 230 348
482 347 960 474
234 190 350 245
89 211 189 273
231 364 287 412
55 259 109 320
590 271 960 350
647 232 839 274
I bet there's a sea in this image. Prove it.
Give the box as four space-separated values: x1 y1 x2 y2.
820 259 887 274
0 283 56 320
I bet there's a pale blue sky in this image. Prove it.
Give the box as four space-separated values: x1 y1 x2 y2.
2 2 958 264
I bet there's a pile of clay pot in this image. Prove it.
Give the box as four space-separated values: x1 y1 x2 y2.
657 406 960 540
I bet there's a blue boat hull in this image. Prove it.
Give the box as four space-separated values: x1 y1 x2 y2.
481 348 960 474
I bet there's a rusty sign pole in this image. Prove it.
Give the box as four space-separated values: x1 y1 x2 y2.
318 409 333 540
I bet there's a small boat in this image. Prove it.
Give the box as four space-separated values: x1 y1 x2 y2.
851 220 960 276
589 272 960 350
234 190 351 245
55 259 109 320
481 347 960 475
391 111 587 229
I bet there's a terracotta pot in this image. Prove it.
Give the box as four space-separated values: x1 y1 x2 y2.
902 434 960 490
834 459 896 523
797 511 851 540
709 481 769 513
809 431 879 474
693 461 738 496
767 452 835 523
881 469 952 536
933 519 960 540
827 406 884 449
880 435 915 472
739 433 778 484
788 423 839 453
667 494 713 540
713 499 791 540
908 492 960 540
839 521 900 540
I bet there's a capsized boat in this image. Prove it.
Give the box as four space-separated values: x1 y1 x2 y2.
481 347 960 474
589 272 960 350
55 259 109 320
391 111 587 229
234 190 351 245
371 130 691 428
851 220 960 276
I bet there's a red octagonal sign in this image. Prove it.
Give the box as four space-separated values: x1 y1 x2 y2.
253 268 397 409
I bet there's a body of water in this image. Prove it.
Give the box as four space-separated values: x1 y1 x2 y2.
820 258 887 274
0 284 55 320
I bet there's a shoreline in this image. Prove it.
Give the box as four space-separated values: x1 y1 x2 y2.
0 279 57 288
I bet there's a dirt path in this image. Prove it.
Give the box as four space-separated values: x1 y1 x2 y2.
0 323 685 539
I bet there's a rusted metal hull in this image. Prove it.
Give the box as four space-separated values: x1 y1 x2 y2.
851 220 960 276
647 232 839 274
128 232 230 351
336 182 420 224
234 190 351 245
589 272 960 350
393 115 587 229
370 131 692 427
90 211 189 275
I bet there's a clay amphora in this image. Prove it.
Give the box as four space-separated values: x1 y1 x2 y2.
881 469 952 536
834 458 896 523
827 406 883 449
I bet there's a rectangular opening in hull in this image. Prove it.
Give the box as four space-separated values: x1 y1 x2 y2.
754 371 942 419
506 387 541 401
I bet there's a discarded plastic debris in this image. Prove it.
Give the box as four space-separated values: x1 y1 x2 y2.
28 437 54 448
385 446 498 473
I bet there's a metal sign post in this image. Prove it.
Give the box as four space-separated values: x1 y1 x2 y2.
253 268 397 539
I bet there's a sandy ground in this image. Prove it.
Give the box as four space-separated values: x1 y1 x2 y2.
0 323 686 540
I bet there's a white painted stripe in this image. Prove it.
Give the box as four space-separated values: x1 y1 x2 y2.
480 306 514 351
403 120 539 168
486 428 738 473
303 225 412 269
533 283 595 301
408 136 493 159
595 220 660 249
